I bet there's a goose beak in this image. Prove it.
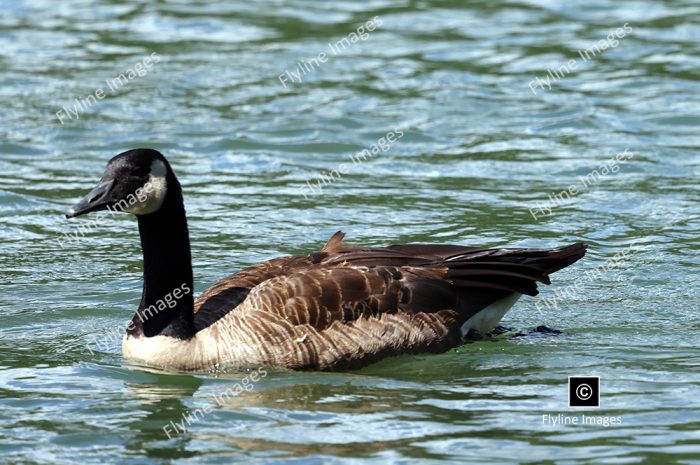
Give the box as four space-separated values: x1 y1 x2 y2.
65 179 116 218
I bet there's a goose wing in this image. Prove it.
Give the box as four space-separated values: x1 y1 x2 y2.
230 232 585 331
192 230 481 327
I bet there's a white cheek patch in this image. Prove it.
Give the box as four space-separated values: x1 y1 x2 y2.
123 159 168 215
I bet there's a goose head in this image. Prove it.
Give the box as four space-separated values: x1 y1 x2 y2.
66 148 172 218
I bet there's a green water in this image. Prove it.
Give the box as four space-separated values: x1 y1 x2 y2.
1 0 699 463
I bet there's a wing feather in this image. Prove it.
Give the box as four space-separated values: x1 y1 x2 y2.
192 231 587 363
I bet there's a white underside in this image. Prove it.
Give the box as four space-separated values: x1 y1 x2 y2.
461 293 522 336
123 334 201 370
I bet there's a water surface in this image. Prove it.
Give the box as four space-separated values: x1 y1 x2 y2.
1 0 699 463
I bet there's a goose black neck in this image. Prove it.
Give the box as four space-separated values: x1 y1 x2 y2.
126 175 195 339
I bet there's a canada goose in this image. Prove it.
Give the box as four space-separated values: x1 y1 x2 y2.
66 149 586 371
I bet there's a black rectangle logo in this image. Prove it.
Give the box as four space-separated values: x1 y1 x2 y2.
568 376 600 408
